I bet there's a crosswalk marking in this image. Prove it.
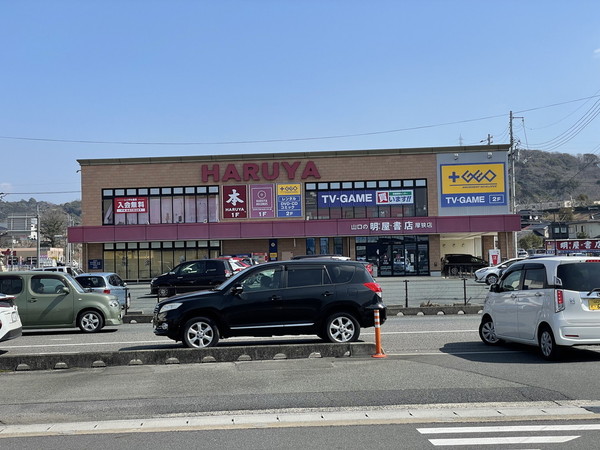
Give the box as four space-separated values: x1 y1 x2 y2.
418 424 600 434
417 423 600 447
429 436 579 446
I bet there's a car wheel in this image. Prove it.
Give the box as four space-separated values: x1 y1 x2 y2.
77 310 104 333
539 326 560 360
449 266 459 276
323 312 360 343
479 316 501 345
157 286 172 298
485 274 499 285
182 317 219 348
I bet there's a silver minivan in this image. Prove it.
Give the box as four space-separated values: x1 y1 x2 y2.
75 272 130 309
479 256 600 359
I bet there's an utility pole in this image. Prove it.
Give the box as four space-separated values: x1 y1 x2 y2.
509 111 524 257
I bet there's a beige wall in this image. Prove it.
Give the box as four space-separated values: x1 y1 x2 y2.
79 150 439 227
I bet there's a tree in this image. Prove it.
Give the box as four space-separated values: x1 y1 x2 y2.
39 209 68 247
518 233 543 250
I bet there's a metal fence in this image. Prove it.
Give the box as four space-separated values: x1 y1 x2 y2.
377 277 489 307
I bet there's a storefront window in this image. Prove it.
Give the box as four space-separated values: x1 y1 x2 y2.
305 179 427 220
103 186 219 226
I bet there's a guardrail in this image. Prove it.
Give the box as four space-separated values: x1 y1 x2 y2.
377 277 488 307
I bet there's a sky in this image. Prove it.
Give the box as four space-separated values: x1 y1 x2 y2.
1 0 600 205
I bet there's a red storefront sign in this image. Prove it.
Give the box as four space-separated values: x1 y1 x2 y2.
553 239 600 251
114 197 148 213
222 185 248 219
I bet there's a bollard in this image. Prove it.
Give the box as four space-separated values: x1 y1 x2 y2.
371 309 386 358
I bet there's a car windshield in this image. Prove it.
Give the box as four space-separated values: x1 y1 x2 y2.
557 262 600 292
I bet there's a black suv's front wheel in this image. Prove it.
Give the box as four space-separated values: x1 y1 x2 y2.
182 317 220 348
323 312 360 343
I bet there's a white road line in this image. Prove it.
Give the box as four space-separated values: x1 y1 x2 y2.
429 436 579 446
418 424 600 434
4 340 168 349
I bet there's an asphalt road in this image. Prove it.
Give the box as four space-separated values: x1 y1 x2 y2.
3 314 600 449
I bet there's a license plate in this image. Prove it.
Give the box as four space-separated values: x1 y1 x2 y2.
589 299 600 310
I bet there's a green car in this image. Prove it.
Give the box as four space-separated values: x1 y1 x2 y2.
0 271 123 332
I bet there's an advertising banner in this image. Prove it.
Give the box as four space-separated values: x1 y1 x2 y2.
317 189 414 208
114 197 148 213
440 163 507 207
249 184 275 218
222 185 248 219
277 184 302 217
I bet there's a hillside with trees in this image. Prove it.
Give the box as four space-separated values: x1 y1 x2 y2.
515 149 600 207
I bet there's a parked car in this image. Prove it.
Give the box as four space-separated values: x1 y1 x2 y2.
441 254 488 276
75 272 130 309
32 266 83 276
292 254 374 275
474 257 526 285
0 293 22 343
153 260 386 348
150 259 234 297
517 248 528 258
216 257 247 273
0 271 123 332
479 256 600 359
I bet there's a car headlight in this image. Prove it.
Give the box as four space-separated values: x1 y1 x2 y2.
160 302 182 313
109 300 120 308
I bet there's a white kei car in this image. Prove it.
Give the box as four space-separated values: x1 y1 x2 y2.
479 256 600 360
0 293 23 343
474 257 525 285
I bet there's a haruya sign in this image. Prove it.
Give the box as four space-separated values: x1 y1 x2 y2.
440 163 507 207
222 185 248 219
317 189 414 208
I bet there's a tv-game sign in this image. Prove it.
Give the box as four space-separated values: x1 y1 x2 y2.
317 189 414 208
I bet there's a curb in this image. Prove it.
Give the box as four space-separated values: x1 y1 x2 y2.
0 342 376 372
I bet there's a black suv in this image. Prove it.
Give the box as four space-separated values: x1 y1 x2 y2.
150 259 234 297
153 260 386 348
441 253 488 276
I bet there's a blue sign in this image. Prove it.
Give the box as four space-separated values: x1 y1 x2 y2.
317 189 414 208
441 193 506 207
88 259 103 270
277 195 302 217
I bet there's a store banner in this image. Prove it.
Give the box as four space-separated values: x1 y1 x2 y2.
317 189 414 208
114 197 148 213
277 184 302 217
222 185 248 219
249 184 275 218
440 163 507 207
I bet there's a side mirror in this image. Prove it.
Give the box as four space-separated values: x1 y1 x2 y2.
489 284 500 293
231 284 243 296
58 286 70 295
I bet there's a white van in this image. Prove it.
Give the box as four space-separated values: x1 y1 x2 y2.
479 256 600 359
32 266 83 277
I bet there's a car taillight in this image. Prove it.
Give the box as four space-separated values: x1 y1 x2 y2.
555 289 565 312
364 282 382 297
103 289 111 294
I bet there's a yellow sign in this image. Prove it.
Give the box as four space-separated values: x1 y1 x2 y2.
277 183 301 195
440 163 505 194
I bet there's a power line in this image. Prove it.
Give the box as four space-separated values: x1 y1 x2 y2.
1 93 599 147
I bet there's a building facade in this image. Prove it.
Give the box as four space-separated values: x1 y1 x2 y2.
69 145 520 281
